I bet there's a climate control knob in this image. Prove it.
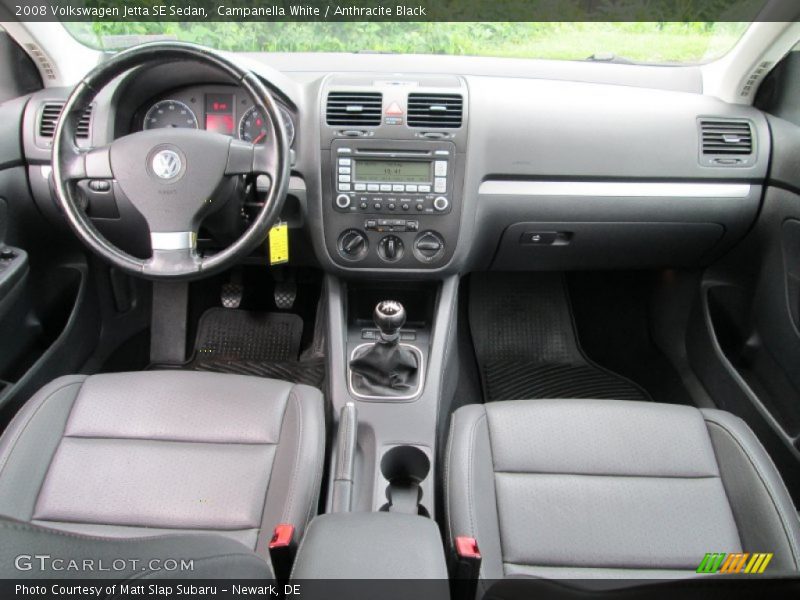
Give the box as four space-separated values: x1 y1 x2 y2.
433 196 449 211
337 229 368 261
413 231 445 263
335 194 352 209
378 235 404 262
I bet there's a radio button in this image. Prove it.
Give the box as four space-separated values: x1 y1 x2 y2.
418 184 431 193
339 175 351 183
392 184 404 192
434 178 447 193
433 196 449 211
335 194 352 209
367 184 379 192
354 183 366 191
434 161 448 176
401 203 410 211
380 184 392 192
339 183 351 191
416 203 424 211
388 202 396 210
373 202 382 210
405 184 418 193
337 149 352 155
339 166 351 174
359 201 369 210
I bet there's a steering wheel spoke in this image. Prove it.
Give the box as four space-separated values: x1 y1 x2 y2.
225 138 280 177
144 230 201 276
62 145 113 182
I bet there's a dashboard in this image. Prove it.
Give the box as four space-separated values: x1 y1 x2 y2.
17 54 772 278
136 84 296 147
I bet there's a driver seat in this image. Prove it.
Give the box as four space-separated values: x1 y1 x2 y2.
0 371 324 559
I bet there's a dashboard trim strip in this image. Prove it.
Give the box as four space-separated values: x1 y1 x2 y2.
478 181 752 198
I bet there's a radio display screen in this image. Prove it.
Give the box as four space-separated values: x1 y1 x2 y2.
354 160 431 183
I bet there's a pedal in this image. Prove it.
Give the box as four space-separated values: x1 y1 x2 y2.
221 282 243 309
274 281 297 310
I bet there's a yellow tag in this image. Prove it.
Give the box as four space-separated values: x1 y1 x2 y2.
269 222 289 265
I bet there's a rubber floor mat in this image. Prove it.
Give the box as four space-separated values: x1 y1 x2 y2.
189 308 325 388
468 273 650 402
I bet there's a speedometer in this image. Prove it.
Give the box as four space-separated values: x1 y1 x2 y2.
143 100 198 130
238 106 295 146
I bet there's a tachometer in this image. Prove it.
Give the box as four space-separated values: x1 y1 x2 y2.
238 106 295 146
143 100 198 130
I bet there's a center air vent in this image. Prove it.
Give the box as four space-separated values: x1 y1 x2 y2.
407 93 463 129
700 119 753 156
38 102 93 139
326 92 382 126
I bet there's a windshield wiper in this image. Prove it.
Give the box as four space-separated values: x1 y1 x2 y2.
585 52 636 65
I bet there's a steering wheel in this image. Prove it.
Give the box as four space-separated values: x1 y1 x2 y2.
52 42 291 280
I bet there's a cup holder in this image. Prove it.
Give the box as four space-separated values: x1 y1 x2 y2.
379 445 430 517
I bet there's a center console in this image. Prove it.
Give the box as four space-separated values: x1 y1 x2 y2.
319 75 467 270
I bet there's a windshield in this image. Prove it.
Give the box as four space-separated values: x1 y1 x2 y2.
64 22 750 64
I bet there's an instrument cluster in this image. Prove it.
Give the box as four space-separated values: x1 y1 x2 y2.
139 84 295 146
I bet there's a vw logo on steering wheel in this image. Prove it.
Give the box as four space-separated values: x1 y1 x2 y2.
151 149 182 180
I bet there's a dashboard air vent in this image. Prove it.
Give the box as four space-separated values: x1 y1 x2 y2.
700 119 753 156
407 93 463 128
38 102 92 139
326 92 382 126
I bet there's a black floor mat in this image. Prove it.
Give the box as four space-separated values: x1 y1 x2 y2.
188 308 325 388
468 273 650 402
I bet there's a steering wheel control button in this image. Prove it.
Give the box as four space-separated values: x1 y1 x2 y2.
413 231 446 263
378 235 404 262
338 229 369 261
335 194 352 209
433 196 450 211
88 180 111 192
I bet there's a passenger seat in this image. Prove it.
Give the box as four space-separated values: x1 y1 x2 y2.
445 399 800 585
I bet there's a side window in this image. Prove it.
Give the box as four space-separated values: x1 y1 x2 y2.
0 28 43 103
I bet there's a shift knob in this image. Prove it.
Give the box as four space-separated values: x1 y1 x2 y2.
374 300 406 342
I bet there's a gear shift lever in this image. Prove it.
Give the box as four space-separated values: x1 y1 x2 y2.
349 300 420 397
374 300 406 343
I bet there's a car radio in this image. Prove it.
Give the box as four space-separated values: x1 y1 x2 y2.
331 139 455 215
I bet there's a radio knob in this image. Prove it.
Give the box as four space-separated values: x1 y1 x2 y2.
433 196 449 211
335 194 351 209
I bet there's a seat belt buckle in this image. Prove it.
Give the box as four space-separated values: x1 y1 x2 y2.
268 524 296 585
453 536 481 600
